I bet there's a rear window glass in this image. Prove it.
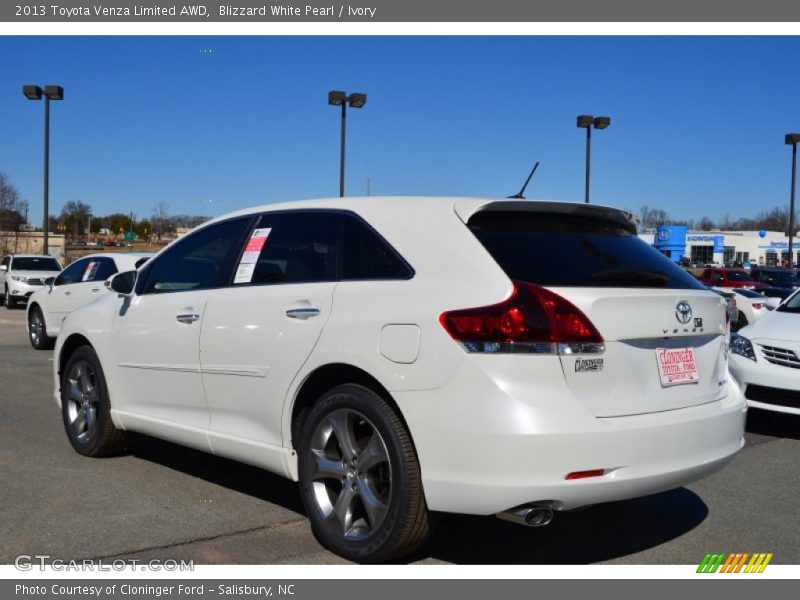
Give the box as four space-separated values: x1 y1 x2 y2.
468 211 705 290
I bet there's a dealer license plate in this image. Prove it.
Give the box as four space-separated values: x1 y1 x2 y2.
655 347 699 387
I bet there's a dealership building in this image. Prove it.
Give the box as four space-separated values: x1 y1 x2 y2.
638 225 799 267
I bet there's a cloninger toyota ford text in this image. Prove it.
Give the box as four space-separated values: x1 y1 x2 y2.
53 197 746 562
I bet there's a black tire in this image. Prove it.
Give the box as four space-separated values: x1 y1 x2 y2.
4 286 17 309
60 345 126 457
297 384 433 563
28 305 55 350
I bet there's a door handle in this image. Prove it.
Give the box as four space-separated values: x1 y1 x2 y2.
286 307 321 320
176 313 201 324
65 291 72 296
91 288 100 293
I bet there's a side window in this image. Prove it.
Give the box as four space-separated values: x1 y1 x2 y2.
237 212 340 286
341 215 413 281
139 217 252 295
55 259 90 286
714 272 725 284
91 257 118 282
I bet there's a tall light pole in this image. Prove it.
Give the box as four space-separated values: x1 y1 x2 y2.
328 90 367 198
23 85 64 256
577 114 611 204
786 133 800 268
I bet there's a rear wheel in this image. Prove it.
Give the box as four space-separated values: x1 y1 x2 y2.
61 345 126 456
28 306 54 350
297 384 433 562
4 286 16 309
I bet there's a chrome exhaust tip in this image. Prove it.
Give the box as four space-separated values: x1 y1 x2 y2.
496 504 554 527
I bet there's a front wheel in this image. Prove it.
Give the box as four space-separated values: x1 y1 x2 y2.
61 345 126 456
28 306 55 350
4 287 16 309
297 384 433 562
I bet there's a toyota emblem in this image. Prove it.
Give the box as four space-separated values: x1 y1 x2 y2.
675 301 692 325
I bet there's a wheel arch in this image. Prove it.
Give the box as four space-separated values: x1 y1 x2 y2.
288 363 415 452
58 333 94 379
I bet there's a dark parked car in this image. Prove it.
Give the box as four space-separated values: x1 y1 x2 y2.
754 286 795 300
749 268 800 289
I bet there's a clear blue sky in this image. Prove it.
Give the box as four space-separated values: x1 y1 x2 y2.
1 36 799 226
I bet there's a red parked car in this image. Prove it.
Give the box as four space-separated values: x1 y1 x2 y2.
698 268 767 289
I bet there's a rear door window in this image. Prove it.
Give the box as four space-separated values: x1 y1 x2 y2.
234 212 340 285
468 210 705 290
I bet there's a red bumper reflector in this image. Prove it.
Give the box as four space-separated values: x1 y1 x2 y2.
565 469 605 480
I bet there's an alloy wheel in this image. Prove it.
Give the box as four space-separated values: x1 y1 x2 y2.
29 310 45 346
307 408 392 541
65 360 100 443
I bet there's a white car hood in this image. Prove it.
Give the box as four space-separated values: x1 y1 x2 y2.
10 270 61 280
742 310 800 343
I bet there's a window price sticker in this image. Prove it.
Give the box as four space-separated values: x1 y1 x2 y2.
82 261 99 282
234 228 271 284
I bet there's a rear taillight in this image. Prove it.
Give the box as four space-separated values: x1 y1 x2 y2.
439 281 604 354
752 303 763 310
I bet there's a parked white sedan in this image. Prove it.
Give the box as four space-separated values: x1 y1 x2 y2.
727 288 771 331
52 197 745 562
26 253 153 350
730 290 800 415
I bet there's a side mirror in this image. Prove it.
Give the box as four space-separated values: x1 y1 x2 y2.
44 276 55 287
764 297 782 310
0 265 7 272
108 270 137 295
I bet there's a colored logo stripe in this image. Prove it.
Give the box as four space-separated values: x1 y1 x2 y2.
697 552 772 573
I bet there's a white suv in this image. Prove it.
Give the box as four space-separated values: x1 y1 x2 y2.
53 197 746 562
1 253 62 309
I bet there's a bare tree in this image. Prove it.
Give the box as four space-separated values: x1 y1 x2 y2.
697 216 716 231
0 173 27 254
152 201 170 240
59 200 93 239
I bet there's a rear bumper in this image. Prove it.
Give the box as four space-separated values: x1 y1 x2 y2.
395 356 746 515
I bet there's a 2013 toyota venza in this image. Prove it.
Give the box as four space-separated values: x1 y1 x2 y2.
53 197 746 562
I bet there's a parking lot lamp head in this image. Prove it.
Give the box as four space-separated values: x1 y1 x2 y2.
22 85 43 100
328 90 346 106
348 93 367 109
576 115 594 128
44 86 64 101
593 116 611 130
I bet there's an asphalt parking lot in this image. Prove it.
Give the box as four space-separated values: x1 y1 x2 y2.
1 307 799 565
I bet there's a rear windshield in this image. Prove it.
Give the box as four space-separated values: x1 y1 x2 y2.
12 257 61 271
468 211 705 290
735 289 762 299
